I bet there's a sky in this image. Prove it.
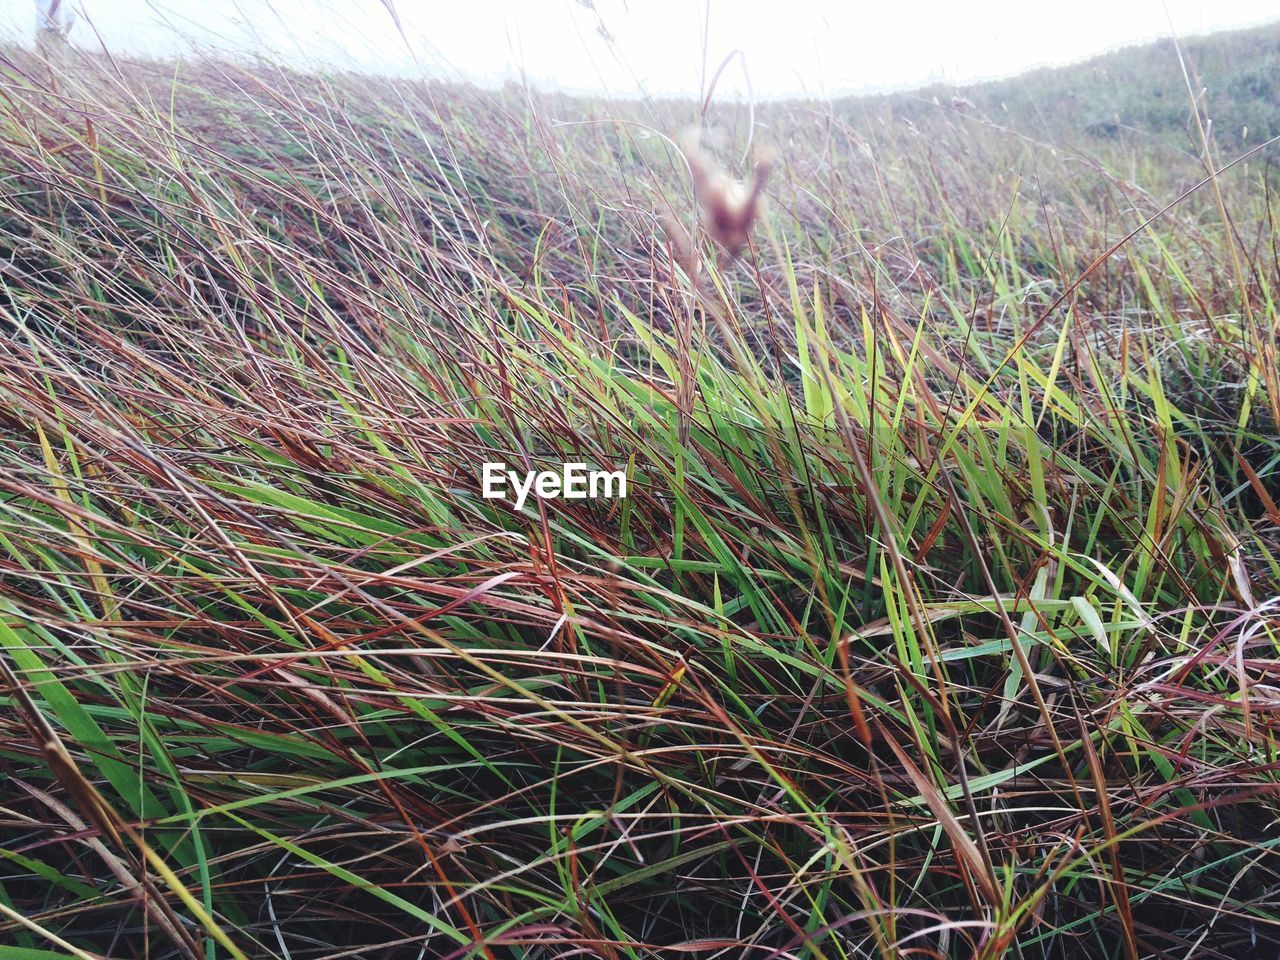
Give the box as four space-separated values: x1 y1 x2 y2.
5 1 1279 98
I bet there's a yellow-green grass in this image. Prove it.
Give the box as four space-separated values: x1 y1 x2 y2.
0 44 1277 959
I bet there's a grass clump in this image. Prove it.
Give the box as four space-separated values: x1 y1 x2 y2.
0 40 1278 959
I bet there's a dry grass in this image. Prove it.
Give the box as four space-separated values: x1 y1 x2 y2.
0 42 1278 959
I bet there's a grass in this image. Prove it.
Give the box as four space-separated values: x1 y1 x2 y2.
900 19 1280 151
0 35 1278 959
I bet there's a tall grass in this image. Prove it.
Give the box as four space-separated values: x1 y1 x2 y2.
0 41 1278 959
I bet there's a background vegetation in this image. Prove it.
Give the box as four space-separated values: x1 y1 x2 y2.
0 18 1278 960
886 20 1280 149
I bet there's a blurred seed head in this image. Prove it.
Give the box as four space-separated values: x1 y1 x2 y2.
682 131 772 258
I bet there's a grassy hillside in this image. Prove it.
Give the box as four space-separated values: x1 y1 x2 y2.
0 31 1278 960
870 20 1280 152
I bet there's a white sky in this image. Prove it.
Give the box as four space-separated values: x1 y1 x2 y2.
5 1 1279 97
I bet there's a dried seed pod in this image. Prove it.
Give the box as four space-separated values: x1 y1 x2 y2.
684 132 771 258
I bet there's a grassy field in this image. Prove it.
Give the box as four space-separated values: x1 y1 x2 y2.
0 30 1278 960
895 20 1280 150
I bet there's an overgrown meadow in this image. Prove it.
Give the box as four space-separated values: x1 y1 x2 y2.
0 38 1278 960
